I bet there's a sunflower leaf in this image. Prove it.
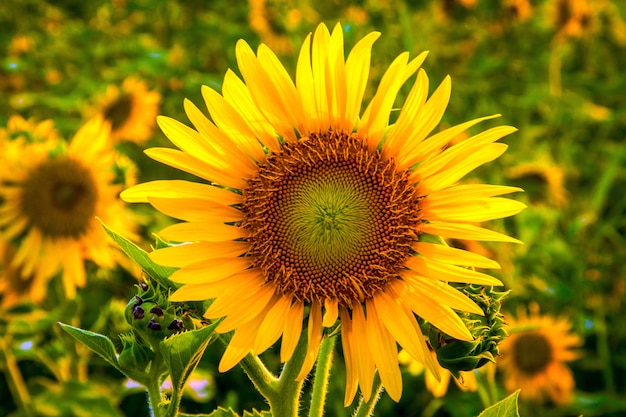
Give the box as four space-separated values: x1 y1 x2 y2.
179 407 240 417
57 323 121 371
99 219 178 289
160 322 220 417
476 390 521 417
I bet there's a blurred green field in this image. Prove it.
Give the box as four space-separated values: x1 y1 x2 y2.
1 1 625 416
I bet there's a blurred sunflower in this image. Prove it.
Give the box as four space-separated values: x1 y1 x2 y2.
0 116 138 300
122 23 525 404
498 303 582 404
0 240 39 308
399 349 477 398
94 77 160 144
506 158 567 208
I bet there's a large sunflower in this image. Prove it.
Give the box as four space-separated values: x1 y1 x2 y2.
122 23 525 403
498 304 581 404
0 116 138 301
94 77 161 144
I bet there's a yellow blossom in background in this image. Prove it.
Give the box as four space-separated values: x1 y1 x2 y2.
122 22 525 404
0 116 139 301
399 349 477 398
506 158 568 208
548 0 593 39
498 303 582 404
93 77 160 145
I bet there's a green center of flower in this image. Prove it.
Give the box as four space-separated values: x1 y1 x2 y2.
20 156 98 238
511 331 553 375
103 94 133 131
242 132 421 306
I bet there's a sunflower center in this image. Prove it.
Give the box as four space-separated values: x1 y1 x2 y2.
20 157 98 238
103 94 133 130
242 132 421 306
511 331 553 375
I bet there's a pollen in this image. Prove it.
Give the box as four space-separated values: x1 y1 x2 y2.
242 132 422 306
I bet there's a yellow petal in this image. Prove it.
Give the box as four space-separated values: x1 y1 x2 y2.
424 197 528 223
222 69 281 152
311 23 332 129
149 241 249 268
158 222 247 243
419 222 522 244
373 289 430 365
365 300 403 402
340 307 359 406
253 295 290 353
413 242 500 269
145 147 246 190
199 87 266 162
323 298 339 327
280 300 304 362
120 180 242 204
399 278 474 341
344 31 380 128
405 256 503 286
297 300 323 380
296 33 318 131
219 315 264 372
216 284 276 332
148 196 242 223
236 40 296 142
169 256 251 284
351 303 376 402
416 143 509 193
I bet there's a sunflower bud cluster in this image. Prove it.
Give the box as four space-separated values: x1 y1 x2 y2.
124 279 195 349
429 284 509 377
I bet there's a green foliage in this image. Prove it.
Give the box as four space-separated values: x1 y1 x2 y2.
161 322 221 416
477 390 520 417
100 219 178 288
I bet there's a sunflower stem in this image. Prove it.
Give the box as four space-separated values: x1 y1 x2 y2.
266 332 309 417
0 336 36 417
353 373 383 417
308 335 336 417
146 355 166 417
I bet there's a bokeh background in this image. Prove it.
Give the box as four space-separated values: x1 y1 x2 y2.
1 0 625 416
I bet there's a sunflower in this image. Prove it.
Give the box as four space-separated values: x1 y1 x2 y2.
498 303 581 404
0 116 138 301
122 23 525 404
94 77 160 144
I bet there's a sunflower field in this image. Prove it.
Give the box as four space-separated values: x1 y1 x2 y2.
1 1 625 417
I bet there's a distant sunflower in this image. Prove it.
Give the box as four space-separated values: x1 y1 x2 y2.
0 117 138 300
498 304 581 404
122 23 525 404
95 77 160 144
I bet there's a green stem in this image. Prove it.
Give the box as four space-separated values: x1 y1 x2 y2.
0 336 36 417
308 335 336 417
353 373 383 417
266 332 310 417
146 356 165 417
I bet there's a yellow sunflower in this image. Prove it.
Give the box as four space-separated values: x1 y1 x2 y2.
122 23 525 404
0 116 138 301
498 303 582 404
95 77 160 144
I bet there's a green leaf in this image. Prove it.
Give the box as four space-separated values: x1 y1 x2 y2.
180 407 239 417
477 390 521 417
242 410 272 417
99 219 178 288
160 322 220 416
58 323 120 370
